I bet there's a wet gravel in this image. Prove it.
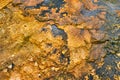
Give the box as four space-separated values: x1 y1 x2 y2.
95 54 120 80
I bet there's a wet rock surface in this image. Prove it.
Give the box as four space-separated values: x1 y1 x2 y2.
0 0 120 80
92 54 120 80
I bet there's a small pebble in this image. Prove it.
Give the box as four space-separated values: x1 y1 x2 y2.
51 67 55 71
117 62 120 69
51 67 59 71
34 62 38 66
11 54 15 57
116 53 120 57
28 57 34 61
38 74 41 77
8 63 14 69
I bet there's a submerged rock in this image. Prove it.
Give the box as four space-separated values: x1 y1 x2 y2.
51 24 67 40
94 54 120 80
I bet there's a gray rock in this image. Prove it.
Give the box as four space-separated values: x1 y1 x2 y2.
51 24 67 40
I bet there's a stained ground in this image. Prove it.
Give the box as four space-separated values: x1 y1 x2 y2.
0 0 120 80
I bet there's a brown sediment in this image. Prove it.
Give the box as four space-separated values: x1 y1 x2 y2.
0 0 12 9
